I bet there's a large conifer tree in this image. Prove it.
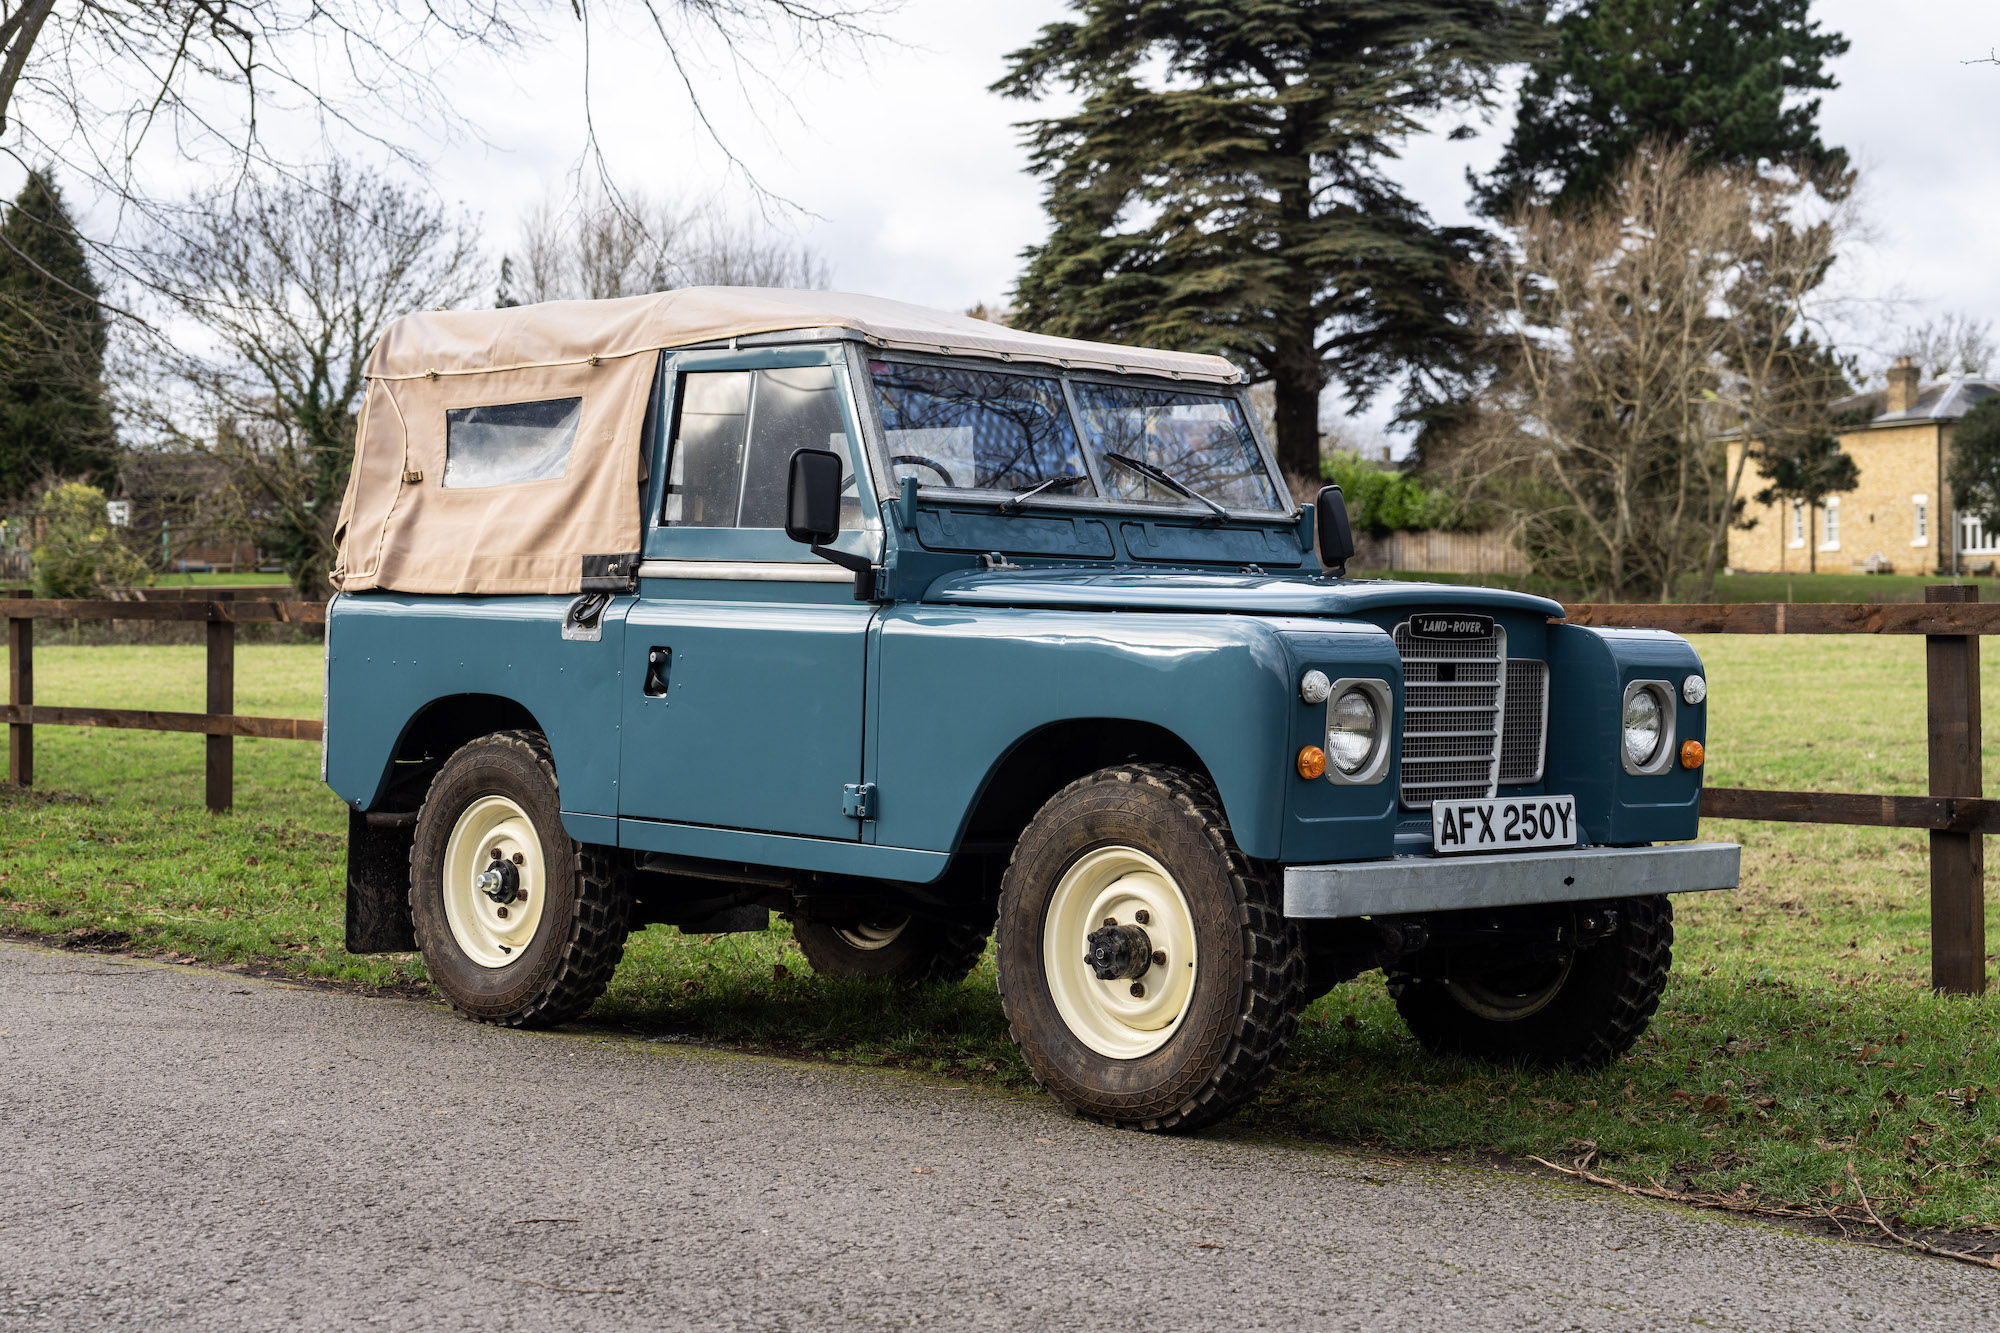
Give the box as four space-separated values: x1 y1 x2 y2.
996 1 1536 482
1476 0 1849 215
0 170 116 504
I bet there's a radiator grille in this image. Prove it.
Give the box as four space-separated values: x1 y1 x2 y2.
1394 621 1504 807
1499 658 1549 784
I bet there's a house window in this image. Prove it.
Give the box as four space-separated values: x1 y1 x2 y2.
1913 494 1929 547
1789 500 1805 548
1820 498 1841 550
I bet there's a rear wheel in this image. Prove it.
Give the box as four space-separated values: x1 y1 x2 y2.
996 765 1306 1132
1387 895 1673 1069
792 916 987 984
409 731 630 1026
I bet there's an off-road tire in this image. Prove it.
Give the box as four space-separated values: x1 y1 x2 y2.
793 917 988 984
995 765 1307 1133
1387 895 1673 1069
409 730 630 1027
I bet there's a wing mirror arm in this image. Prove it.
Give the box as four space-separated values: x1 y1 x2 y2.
1315 484 1356 578
786 448 878 601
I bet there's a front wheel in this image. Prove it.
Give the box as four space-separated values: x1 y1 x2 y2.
1387 895 1673 1069
995 765 1306 1132
408 731 630 1026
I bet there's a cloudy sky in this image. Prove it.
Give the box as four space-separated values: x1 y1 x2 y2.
60 0 2000 435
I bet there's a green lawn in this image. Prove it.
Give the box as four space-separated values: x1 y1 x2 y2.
1 571 293 593
1358 568 2000 605
5 636 2000 1231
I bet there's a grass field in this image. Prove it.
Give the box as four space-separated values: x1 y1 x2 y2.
1358 568 2000 605
5 635 2000 1231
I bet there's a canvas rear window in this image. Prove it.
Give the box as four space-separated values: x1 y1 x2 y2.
442 397 582 488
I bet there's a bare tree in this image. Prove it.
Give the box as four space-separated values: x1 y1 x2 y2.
1888 313 1997 380
0 2 888 311
1451 144 1853 600
124 161 483 598
500 181 829 304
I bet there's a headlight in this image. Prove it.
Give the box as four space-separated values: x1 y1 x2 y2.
1623 687 1664 767
1328 688 1379 774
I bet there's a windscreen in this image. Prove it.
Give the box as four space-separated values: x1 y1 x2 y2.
1070 382 1283 512
870 360 1093 494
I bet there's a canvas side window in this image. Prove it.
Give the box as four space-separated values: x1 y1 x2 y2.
442 397 580 488
665 365 862 530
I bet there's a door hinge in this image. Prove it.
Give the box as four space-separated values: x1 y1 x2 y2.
843 783 877 821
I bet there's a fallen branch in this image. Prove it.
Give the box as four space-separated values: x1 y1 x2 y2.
1845 1163 2000 1273
1528 1155 2000 1273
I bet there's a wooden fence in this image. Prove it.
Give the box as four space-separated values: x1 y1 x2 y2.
3 585 1993 993
4 590 326 814
1565 585 1989 995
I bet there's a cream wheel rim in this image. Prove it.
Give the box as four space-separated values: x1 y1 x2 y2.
1042 845 1198 1059
834 919 909 951
441 794 548 969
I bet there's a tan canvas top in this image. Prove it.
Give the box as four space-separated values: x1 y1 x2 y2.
363 287 1244 384
333 288 1243 596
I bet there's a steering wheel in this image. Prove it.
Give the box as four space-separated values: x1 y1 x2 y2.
891 455 958 488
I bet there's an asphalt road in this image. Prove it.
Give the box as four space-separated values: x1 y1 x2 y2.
2 942 1995 1332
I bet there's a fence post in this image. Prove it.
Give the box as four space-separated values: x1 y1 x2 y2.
206 593 233 814
1926 584 1985 994
7 588 29 788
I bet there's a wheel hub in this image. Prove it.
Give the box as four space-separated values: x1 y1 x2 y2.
475 855 522 904
1085 922 1153 981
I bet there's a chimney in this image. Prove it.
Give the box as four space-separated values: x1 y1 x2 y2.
1886 356 1920 414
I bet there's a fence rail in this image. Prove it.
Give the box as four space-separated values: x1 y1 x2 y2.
5 589 326 813
3 585 1993 993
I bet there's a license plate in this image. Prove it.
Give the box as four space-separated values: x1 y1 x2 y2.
1431 795 1577 855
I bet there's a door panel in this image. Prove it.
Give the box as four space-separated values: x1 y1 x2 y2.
619 594 871 840
619 355 878 843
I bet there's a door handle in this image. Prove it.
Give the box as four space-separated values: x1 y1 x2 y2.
643 646 671 697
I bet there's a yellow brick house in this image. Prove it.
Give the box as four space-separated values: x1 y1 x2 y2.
1727 358 2000 575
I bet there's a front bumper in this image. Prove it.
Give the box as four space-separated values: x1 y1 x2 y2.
1282 842 1740 919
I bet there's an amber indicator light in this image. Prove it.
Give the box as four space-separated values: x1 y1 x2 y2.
1296 745 1327 780
1681 739 1704 769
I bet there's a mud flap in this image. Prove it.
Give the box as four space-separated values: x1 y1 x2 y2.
344 808 417 952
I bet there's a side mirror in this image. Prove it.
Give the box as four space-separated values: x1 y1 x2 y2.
785 448 845 546
786 447 876 600
1316 485 1356 575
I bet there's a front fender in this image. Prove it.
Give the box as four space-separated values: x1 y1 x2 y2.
868 608 1386 860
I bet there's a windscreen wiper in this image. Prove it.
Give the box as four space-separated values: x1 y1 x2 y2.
996 472 1088 514
1100 451 1230 520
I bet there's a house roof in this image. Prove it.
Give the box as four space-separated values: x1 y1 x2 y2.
1834 375 2000 428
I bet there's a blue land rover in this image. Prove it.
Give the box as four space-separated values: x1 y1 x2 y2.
325 289 1737 1131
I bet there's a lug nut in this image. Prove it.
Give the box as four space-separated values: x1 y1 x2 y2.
497 907 509 919
1135 910 1150 925
1129 983 1145 998
1103 916 1117 928
488 847 503 862
1152 950 1167 966
511 852 525 865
